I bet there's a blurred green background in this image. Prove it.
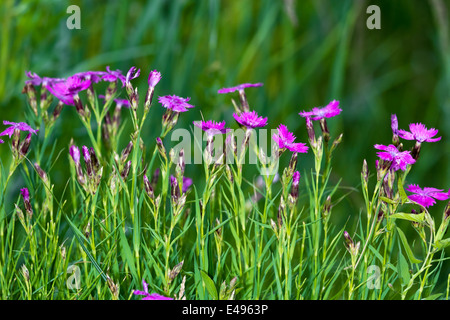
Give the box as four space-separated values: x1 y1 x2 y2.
1 0 449 288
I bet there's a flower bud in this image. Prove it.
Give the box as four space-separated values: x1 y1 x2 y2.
156 137 167 161
319 118 330 143
19 133 32 156
20 187 33 219
121 160 132 180
120 141 133 164
23 83 38 116
143 174 154 199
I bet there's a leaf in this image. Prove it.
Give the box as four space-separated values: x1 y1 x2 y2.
389 212 425 224
379 196 397 205
200 270 218 300
119 227 138 281
422 293 443 300
397 176 409 204
434 238 450 250
397 251 410 286
396 227 422 264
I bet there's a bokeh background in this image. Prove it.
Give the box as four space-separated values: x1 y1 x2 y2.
1 0 449 291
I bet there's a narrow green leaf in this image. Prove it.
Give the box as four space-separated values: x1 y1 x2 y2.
397 251 410 286
390 212 425 224
434 238 450 250
422 293 442 300
396 227 422 264
397 176 409 204
200 270 218 300
119 227 138 281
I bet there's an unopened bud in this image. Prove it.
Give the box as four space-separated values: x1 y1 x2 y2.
120 141 133 164
143 174 154 199
121 160 132 180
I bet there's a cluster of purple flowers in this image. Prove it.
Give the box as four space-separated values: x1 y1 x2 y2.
374 114 449 208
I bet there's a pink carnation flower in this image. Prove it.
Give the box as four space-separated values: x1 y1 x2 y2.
133 280 173 300
374 144 415 171
46 75 92 105
406 184 450 208
217 82 263 94
159 95 195 113
193 120 230 136
0 121 39 138
272 124 308 153
298 100 342 121
398 123 441 143
233 111 267 129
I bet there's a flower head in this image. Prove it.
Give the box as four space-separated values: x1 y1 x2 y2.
159 95 195 112
218 82 263 94
406 184 450 208
233 110 267 129
193 120 230 136
133 280 173 300
398 123 441 143
148 70 162 88
374 144 415 171
182 176 193 194
391 114 399 136
46 75 91 105
126 66 140 83
101 66 126 86
25 71 65 88
299 100 342 121
20 188 30 201
272 124 308 154
0 121 38 138
69 145 80 164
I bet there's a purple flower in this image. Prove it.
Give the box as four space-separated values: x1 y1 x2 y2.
20 188 30 201
272 124 308 154
398 123 441 143
292 171 301 185
218 82 263 94
133 280 173 300
299 100 342 121
46 75 92 105
182 176 193 193
69 145 80 164
25 71 64 88
74 71 105 84
233 111 267 129
406 184 450 208
193 120 230 136
148 70 162 88
159 95 195 113
82 145 91 162
391 114 399 136
101 66 126 86
170 175 193 194
0 121 39 138
126 66 140 83
0 139 4 144
374 144 415 171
